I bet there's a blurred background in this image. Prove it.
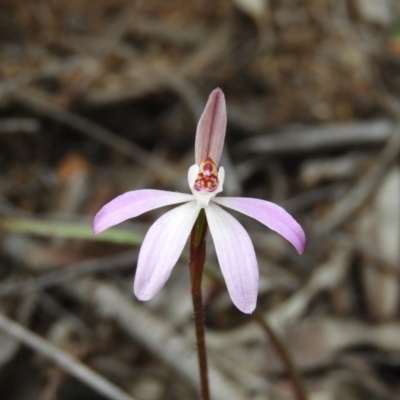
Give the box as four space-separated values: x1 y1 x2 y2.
0 0 400 399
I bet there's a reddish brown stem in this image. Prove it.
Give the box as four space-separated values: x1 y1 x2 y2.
254 310 307 400
189 210 210 400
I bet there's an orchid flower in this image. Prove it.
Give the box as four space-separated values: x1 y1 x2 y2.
93 88 305 313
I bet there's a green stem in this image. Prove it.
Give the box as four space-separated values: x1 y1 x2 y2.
189 210 210 400
253 310 307 400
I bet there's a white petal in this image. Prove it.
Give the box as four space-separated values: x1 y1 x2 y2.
213 197 306 254
93 190 194 235
216 166 225 194
188 164 199 190
134 201 199 300
205 203 258 313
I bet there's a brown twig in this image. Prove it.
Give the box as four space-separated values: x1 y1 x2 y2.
14 94 149 165
0 312 136 400
0 250 138 297
253 310 308 400
67 277 247 400
0 118 41 134
0 57 84 100
313 122 400 235
237 119 394 155
13 93 181 181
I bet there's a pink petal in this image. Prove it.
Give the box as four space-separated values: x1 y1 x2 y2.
205 203 258 314
195 88 227 165
134 201 199 300
213 197 306 254
93 190 194 235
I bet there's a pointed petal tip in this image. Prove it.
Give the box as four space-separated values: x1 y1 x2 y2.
292 226 306 255
211 87 224 96
237 301 256 314
297 235 306 255
92 213 103 236
134 287 153 301
209 88 225 107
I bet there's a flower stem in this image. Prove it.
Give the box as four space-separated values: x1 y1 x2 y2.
253 310 307 400
189 209 210 400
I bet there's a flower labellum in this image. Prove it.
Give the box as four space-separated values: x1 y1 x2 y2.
93 88 306 313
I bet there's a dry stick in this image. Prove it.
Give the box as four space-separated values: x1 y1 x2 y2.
0 312 136 400
0 118 41 135
14 94 148 164
13 94 179 180
206 250 352 350
0 250 138 297
157 70 204 120
253 310 307 400
331 233 400 277
189 210 210 400
67 278 248 400
313 122 400 236
82 23 231 109
238 119 394 155
0 57 84 99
